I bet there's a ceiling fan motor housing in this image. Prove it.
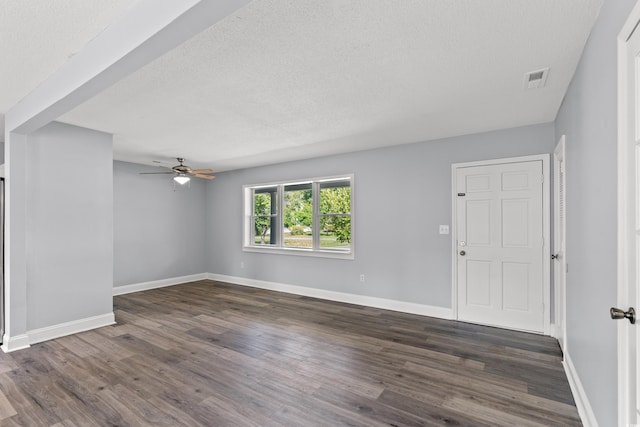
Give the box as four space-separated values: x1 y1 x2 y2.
173 165 192 173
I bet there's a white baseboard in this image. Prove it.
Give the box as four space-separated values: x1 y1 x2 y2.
27 312 116 346
206 273 454 320
1 312 116 353
113 273 208 296
1 334 30 353
563 351 598 427
4 273 451 352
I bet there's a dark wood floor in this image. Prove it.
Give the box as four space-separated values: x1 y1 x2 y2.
0 280 580 426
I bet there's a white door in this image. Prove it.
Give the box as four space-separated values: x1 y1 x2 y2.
456 160 544 332
554 137 567 352
617 5 640 424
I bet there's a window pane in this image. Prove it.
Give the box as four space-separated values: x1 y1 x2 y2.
320 215 351 250
319 181 351 249
254 187 277 215
284 183 312 248
254 187 277 245
320 182 351 214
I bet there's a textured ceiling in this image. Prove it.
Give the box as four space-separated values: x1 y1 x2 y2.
6 1 602 172
0 0 136 140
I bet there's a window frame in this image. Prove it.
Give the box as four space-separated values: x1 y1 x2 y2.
250 186 278 246
243 174 354 260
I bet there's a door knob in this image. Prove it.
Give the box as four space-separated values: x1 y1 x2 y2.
610 307 636 324
459 250 466 256
551 254 559 260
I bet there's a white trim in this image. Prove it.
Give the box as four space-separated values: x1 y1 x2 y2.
242 246 354 260
564 350 599 427
1 334 30 353
242 174 355 260
207 273 454 319
451 154 551 169
450 164 459 320
114 272 453 319
541 155 553 335
27 312 115 346
554 135 567 353
451 154 552 335
618 4 640 424
618 24 630 427
112 273 208 296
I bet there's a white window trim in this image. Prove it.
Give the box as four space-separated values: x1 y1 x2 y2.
243 174 355 260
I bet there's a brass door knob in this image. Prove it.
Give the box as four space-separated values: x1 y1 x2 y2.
611 307 636 324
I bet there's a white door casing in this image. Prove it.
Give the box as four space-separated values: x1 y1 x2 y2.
554 136 567 352
452 155 550 334
617 3 640 424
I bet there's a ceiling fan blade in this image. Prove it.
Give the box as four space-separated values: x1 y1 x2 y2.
191 169 214 174
194 174 215 180
139 172 175 175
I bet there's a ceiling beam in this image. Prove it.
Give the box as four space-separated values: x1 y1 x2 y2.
4 0 251 136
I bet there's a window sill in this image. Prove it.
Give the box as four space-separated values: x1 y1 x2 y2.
242 245 354 260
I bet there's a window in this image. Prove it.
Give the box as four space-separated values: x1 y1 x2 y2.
244 175 353 258
253 186 277 246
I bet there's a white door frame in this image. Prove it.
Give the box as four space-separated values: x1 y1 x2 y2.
553 135 567 350
617 2 640 424
451 154 551 334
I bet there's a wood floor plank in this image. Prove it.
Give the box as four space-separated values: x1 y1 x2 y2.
0 389 17 419
0 280 581 426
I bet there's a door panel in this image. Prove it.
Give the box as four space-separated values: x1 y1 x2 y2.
467 201 491 245
501 171 530 191
466 174 491 192
502 199 529 247
619 12 640 423
502 262 529 311
456 160 544 332
467 261 492 306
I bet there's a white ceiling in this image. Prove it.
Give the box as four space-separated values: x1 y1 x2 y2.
4 0 602 172
0 0 137 139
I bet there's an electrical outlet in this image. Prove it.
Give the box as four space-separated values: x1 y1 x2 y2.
439 225 449 234
240 261 245 269
360 274 365 282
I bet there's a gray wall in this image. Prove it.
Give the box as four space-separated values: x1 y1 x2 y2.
26 122 113 330
206 123 555 308
554 0 636 424
113 160 208 287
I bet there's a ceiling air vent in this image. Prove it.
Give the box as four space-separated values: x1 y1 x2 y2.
524 68 549 89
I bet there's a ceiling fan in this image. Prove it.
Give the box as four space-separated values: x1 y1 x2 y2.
140 157 215 185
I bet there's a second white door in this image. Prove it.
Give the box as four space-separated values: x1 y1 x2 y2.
455 160 544 333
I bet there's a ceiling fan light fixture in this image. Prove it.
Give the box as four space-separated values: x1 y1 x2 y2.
174 175 190 185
